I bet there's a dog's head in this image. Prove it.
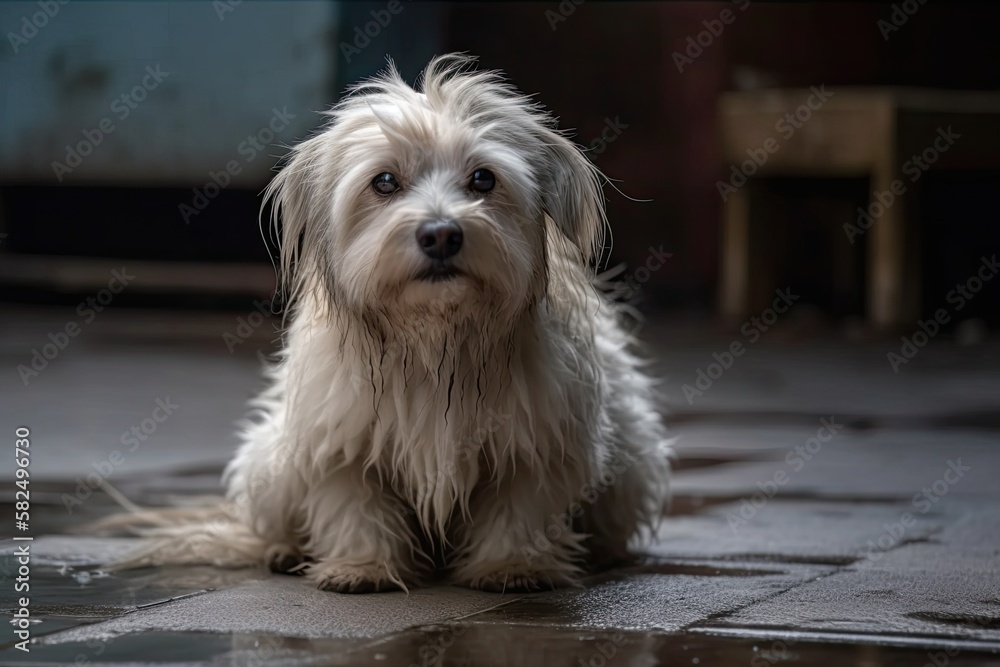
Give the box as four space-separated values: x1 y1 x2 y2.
266 54 607 328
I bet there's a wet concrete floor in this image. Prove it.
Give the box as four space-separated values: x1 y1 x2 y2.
1 309 999 665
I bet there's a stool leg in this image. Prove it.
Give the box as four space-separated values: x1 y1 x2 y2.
869 174 906 330
720 186 750 324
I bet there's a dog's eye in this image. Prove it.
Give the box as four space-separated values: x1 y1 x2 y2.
372 172 400 195
469 168 496 193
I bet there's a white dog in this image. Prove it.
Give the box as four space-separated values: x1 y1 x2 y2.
103 54 671 593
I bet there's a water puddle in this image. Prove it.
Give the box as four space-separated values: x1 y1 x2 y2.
5 625 998 666
908 612 1000 631
0 555 265 648
612 561 787 578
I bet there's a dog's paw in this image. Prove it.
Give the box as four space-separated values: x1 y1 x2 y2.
265 543 310 575
307 561 404 594
456 555 581 593
461 567 576 593
466 571 553 593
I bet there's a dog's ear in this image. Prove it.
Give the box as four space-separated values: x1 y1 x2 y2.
534 128 608 265
262 134 332 307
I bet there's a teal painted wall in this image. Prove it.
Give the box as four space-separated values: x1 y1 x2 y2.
0 1 338 185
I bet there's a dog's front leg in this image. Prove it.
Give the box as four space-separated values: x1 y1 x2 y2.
301 464 420 593
451 466 586 592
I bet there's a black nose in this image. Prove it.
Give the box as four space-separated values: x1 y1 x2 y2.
416 219 463 259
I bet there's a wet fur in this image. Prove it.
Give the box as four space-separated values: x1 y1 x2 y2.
96 55 671 593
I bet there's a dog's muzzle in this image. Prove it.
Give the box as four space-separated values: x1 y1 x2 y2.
416 219 463 260
415 219 464 282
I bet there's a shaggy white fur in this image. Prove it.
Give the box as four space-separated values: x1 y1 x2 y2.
98 54 671 593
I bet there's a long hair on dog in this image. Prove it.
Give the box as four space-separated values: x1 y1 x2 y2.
93 54 671 593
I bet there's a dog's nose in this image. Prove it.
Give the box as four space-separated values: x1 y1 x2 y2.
416 219 463 259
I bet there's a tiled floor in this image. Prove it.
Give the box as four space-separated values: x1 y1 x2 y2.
2 307 999 665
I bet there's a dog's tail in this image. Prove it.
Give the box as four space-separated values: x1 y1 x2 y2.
81 490 266 570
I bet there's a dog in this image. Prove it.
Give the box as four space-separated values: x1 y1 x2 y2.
98 54 671 593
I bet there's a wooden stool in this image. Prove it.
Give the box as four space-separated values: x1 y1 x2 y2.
717 87 1000 329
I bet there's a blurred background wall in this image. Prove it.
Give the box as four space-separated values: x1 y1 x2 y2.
2 1 999 330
